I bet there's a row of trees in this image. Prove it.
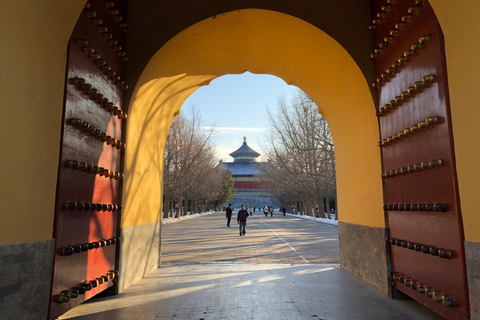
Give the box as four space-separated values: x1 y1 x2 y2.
257 91 337 219
162 106 235 218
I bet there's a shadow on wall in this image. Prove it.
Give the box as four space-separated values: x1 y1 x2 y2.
123 9 384 234
120 74 217 290
118 212 162 292
119 9 384 294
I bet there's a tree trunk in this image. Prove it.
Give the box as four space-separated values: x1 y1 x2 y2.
318 197 327 219
163 197 170 219
325 193 332 219
333 189 338 221
183 199 188 216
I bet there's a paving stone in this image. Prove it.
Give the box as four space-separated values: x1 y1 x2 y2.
58 213 443 320
161 213 339 265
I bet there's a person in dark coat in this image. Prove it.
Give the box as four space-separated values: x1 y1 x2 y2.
282 206 286 216
226 204 233 227
237 204 249 236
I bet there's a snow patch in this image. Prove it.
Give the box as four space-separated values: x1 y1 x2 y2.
162 211 213 225
285 212 338 227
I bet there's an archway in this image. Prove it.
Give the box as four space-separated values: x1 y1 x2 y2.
122 8 385 293
2 1 480 319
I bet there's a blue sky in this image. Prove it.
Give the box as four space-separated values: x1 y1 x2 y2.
181 72 299 162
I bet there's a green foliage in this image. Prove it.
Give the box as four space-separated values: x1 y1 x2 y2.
214 169 236 206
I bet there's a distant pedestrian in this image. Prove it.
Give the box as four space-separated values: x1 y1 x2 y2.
264 205 268 217
237 204 249 236
226 204 233 227
248 206 253 216
269 206 274 217
282 206 286 216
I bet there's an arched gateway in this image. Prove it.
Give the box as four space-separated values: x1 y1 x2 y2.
0 1 479 320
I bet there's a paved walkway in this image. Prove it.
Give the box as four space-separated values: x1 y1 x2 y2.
59 212 444 320
161 212 339 265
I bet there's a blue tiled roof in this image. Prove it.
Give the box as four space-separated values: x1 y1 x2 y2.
222 162 260 175
229 140 261 158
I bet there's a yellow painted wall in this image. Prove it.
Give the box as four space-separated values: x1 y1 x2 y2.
0 1 86 246
124 9 385 229
429 1 480 243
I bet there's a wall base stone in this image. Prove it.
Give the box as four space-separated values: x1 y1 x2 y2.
465 240 480 319
339 221 388 295
0 239 55 320
118 221 162 292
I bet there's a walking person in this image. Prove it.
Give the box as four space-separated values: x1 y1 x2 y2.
237 204 249 236
248 206 253 216
226 204 233 227
282 206 286 216
264 205 268 217
269 206 274 217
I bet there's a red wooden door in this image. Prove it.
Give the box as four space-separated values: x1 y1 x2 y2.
49 1 129 319
371 1 470 319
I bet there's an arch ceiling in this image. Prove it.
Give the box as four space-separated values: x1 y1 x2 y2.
123 9 384 229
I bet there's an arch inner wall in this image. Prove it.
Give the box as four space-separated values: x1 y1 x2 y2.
122 9 387 292
125 9 384 229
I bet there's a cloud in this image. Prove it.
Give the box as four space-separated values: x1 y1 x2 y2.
215 145 235 162
201 126 265 134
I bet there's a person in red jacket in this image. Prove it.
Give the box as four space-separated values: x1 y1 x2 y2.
237 204 249 236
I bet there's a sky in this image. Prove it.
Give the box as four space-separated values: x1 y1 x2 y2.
181 72 299 162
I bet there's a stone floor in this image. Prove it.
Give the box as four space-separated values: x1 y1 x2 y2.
58 213 444 320
161 212 340 265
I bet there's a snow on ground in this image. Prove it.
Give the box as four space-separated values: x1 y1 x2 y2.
162 211 213 225
162 210 338 227
285 212 338 227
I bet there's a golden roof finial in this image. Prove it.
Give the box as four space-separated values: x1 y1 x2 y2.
244 136 247 142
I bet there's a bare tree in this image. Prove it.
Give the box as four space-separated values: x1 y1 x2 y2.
257 91 337 219
163 105 225 218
